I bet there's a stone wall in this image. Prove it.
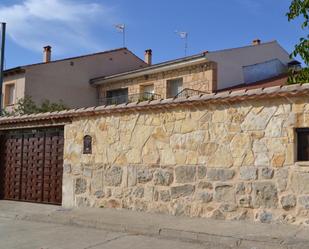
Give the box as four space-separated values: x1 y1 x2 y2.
63 95 309 225
98 62 217 99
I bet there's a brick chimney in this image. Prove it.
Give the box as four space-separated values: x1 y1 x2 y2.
145 49 152 65
43 46 52 63
252 39 261 46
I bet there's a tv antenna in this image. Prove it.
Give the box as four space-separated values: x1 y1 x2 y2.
114 24 126 47
175 31 188 56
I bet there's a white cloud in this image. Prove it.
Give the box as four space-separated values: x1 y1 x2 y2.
0 0 116 54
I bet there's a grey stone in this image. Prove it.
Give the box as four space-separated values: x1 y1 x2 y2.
214 184 235 203
275 168 288 192
260 168 274 179
256 210 273 223
280 195 296 210
159 190 171 202
206 169 235 181
133 186 144 198
127 165 137 187
83 168 92 178
112 188 123 198
219 203 237 212
290 171 309 194
299 196 309 209
63 164 72 173
238 195 252 208
195 192 213 203
197 181 213 190
75 178 87 194
94 190 105 199
75 196 90 207
252 182 278 208
240 167 257 180
171 185 195 199
197 166 207 179
153 169 173 186
175 166 196 183
104 166 123 186
236 183 246 195
137 168 153 183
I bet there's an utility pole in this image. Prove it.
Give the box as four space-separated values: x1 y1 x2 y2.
175 31 189 56
0 22 6 116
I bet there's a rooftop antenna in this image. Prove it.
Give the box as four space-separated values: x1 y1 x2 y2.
114 24 126 47
175 31 188 56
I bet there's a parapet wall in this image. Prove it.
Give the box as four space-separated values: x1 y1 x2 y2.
61 90 309 225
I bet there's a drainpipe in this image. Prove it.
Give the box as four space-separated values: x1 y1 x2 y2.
0 23 6 116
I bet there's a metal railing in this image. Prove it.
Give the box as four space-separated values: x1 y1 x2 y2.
174 88 210 98
99 92 161 106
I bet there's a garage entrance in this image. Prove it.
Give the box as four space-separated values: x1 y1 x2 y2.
0 127 64 205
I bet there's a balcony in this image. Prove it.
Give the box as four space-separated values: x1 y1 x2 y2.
99 92 162 106
175 88 210 98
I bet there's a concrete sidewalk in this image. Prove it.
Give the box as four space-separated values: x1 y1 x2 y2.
0 201 308 249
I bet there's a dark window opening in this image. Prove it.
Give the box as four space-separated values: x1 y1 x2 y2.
297 128 309 161
105 88 128 105
83 135 92 154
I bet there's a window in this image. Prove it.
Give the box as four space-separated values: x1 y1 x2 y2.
106 88 128 105
83 135 92 154
167 78 183 98
297 128 309 161
143 84 154 94
4 84 15 106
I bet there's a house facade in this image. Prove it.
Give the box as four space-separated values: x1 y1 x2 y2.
2 47 148 111
90 40 292 107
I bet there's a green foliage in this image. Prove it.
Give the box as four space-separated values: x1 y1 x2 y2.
2 96 67 116
287 0 309 82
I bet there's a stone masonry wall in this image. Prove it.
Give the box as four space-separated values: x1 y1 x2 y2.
98 62 217 99
63 95 309 225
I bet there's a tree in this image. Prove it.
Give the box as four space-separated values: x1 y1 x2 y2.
2 96 67 116
287 0 309 83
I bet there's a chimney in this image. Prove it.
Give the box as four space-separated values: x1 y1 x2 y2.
43 45 52 63
252 39 261 46
145 49 152 65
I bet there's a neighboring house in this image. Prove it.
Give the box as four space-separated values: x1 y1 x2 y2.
90 40 293 106
2 46 148 110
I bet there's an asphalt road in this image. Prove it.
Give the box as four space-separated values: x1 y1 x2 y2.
0 217 219 249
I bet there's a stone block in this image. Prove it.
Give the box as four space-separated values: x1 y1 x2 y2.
197 181 213 189
104 166 123 186
260 168 274 179
153 169 173 186
195 192 213 203
219 203 237 212
197 166 207 179
159 190 171 202
240 167 257 180
252 182 278 208
171 185 195 199
238 195 252 208
299 196 309 209
280 195 296 210
175 166 196 183
275 168 288 192
137 168 153 183
133 186 144 198
206 168 235 181
256 210 273 223
75 178 87 195
214 184 235 203
290 171 309 194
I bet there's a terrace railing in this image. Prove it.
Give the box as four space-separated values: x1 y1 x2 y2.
99 92 161 106
175 88 210 99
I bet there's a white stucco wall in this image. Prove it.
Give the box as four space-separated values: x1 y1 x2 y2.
206 41 291 89
2 73 26 111
24 49 147 108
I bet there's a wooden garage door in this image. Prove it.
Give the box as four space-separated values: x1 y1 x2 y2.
0 127 64 205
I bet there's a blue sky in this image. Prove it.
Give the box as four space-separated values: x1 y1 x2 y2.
0 0 306 69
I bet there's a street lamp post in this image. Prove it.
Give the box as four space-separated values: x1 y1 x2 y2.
0 22 6 116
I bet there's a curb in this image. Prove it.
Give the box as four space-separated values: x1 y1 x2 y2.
15 214 305 249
